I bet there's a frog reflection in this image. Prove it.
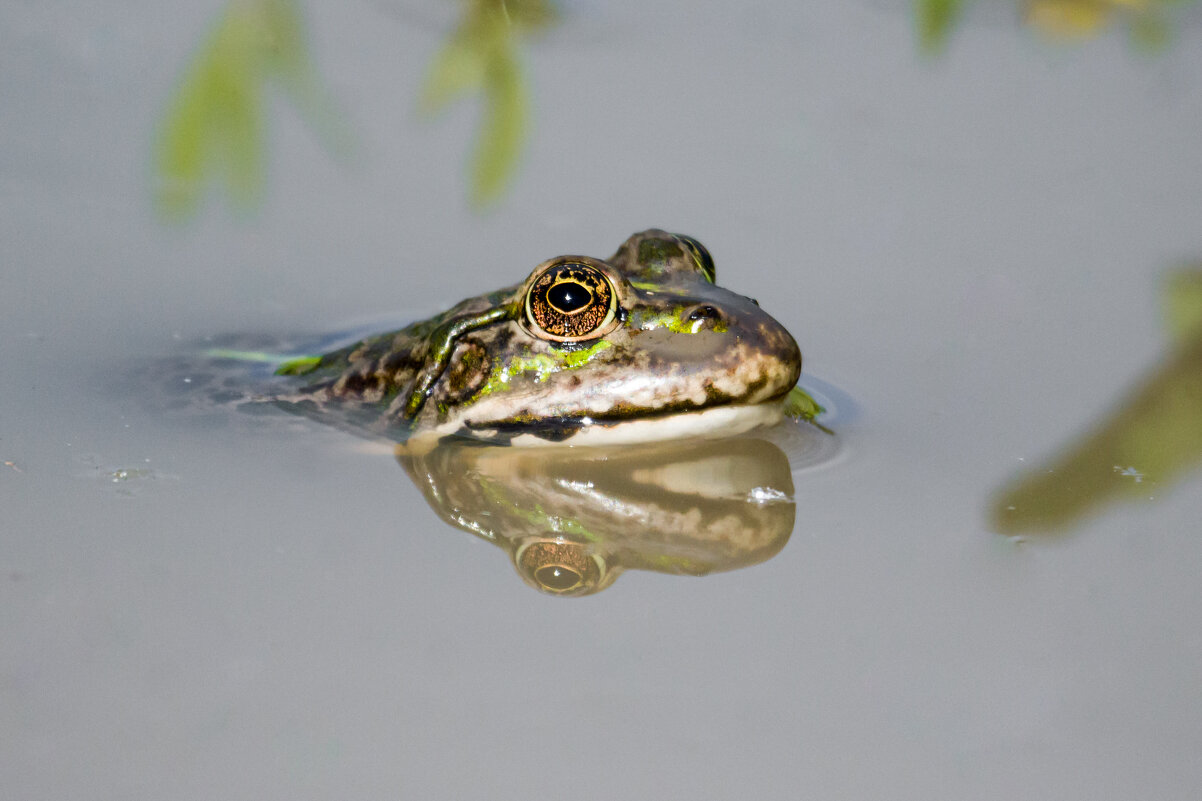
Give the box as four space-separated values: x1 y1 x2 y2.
396 435 798 596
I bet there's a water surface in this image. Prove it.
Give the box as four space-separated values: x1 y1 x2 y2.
4 2 1202 799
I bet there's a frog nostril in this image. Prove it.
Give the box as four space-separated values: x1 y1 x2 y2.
684 304 727 333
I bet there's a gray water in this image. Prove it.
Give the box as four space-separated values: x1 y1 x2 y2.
5 2 1202 799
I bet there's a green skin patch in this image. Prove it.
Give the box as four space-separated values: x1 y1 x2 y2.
636 238 684 272
632 306 729 335
403 304 518 417
472 339 614 402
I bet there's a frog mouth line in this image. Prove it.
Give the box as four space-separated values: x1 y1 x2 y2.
447 399 790 447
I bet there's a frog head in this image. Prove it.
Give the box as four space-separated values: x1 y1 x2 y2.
420 229 802 444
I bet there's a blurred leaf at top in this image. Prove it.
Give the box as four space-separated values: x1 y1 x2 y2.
916 0 1196 52
155 0 347 220
991 266 1202 535
1024 0 1173 46
917 0 967 54
421 0 557 209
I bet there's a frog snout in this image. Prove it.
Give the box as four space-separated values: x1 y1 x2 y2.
749 315 803 394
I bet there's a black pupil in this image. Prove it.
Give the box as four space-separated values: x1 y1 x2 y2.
547 281 592 313
536 565 582 591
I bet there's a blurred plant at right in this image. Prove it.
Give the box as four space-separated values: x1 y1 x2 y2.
992 267 1202 535
918 0 1199 54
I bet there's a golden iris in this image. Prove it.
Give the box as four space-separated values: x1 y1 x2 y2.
525 262 617 341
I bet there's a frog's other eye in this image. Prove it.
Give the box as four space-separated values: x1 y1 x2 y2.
674 234 716 284
525 261 619 342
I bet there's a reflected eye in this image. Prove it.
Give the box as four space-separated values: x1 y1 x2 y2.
675 234 716 284
515 539 606 596
525 262 619 342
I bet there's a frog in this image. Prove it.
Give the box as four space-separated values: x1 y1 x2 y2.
252 229 805 446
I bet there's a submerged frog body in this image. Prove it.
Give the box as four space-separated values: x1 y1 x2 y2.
271 230 802 446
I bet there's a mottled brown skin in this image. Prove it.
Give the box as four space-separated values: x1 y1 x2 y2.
271 230 802 444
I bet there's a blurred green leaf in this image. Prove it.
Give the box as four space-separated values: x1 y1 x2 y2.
1164 269 1202 346
1024 0 1115 39
1129 10 1171 49
155 0 345 221
472 45 527 207
157 4 263 217
1024 0 1198 44
421 0 556 209
917 0 967 53
421 30 489 113
258 0 349 150
918 0 1198 52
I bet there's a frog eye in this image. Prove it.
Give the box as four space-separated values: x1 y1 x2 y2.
524 261 619 342
514 539 607 596
674 234 716 284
